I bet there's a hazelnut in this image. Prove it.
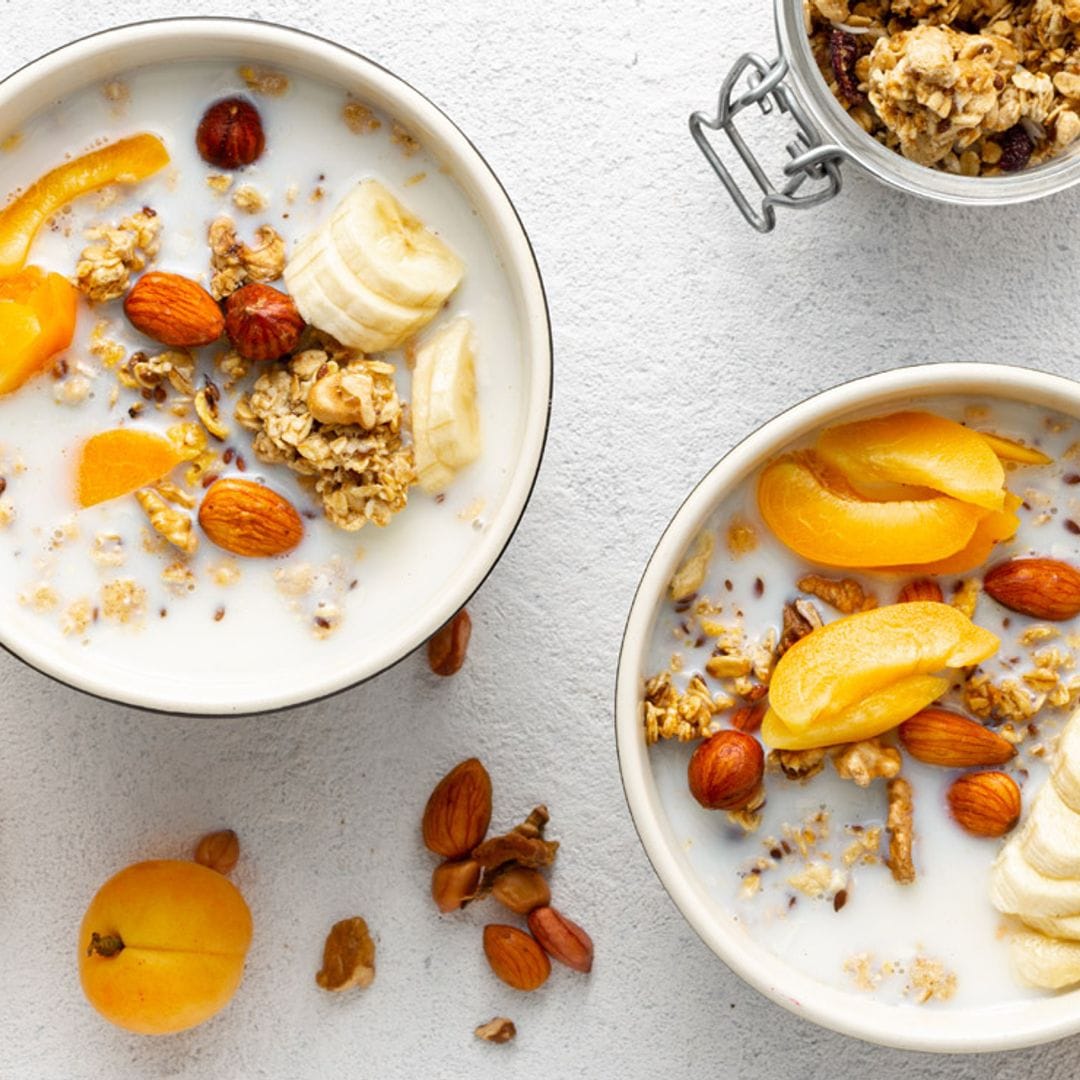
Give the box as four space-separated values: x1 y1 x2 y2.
223 283 304 361
196 97 266 169
193 829 240 874
687 729 764 811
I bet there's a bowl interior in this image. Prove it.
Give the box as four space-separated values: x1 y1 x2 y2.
0 20 550 714
616 363 1080 1052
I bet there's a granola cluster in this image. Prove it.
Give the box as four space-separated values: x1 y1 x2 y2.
236 348 414 531
75 209 161 303
808 0 1080 172
208 216 286 299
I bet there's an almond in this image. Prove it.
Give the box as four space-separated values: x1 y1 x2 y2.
124 271 225 348
421 758 492 858
983 557 1080 621
482 925 550 991
491 866 551 915
428 609 471 676
198 478 303 558
730 701 767 733
527 906 594 974
898 579 944 604
898 708 1016 768
687 729 764 811
947 771 1022 838
431 858 481 913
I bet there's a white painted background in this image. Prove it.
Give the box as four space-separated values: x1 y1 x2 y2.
4 1 1080 1077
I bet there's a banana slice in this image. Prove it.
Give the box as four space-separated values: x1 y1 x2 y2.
1052 710 1080 813
1009 931 1080 989
283 179 463 353
285 230 437 353
1020 781 1080 880
1021 912 1080 940
991 842 1080 918
411 318 481 494
329 180 464 309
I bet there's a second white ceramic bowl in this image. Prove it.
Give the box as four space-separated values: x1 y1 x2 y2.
616 362 1080 1052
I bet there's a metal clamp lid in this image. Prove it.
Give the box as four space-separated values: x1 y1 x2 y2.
690 53 846 233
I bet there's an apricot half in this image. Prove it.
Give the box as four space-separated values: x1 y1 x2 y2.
0 267 77 395
762 674 949 749
0 133 169 276
79 859 252 1035
768 602 999 732
815 411 1006 511
76 429 185 507
757 454 985 567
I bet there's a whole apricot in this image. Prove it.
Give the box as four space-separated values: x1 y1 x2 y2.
79 859 252 1035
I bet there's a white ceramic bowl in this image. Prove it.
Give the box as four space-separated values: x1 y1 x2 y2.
0 19 550 714
616 363 1080 1052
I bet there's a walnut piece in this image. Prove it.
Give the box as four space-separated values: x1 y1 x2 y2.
797 574 877 614
209 216 286 299
886 777 916 885
135 488 198 555
778 599 823 655
832 739 902 787
769 747 828 782
75 209 160 303
315 916 375 992
643 671 721 744
236 349 413 531
472 806 559 871
475 1017 516 1044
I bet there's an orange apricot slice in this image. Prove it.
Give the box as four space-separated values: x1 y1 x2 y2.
891 492 1022 576
815 411 1006 511
757 454 985 567
979 431 1053 467
768 601 999 732
761 674 950 750
0 134 169 276
76 429 185 508
0 267 78 395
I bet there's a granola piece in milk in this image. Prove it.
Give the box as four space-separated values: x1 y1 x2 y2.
236 349 414 531
75 209 161 303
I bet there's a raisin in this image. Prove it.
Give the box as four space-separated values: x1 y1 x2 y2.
998 125 1034 172
829 30 864 105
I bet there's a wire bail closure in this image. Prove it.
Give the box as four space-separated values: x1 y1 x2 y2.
690 53 846 233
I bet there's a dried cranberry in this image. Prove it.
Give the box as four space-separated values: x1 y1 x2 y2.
829 30 864 105
998 125 1034 172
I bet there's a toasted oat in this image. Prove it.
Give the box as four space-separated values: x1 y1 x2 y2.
391 122 420 156
206 173 233 194
788 861 848 900
232 184 268 214
61 598 94 636
726 516 757 557
100 578 147 624
0 500 14 529
670 531 714 601
90 532 126 568
162 562 197 595
842 825 883 867
238 65 290 96
885 777 915 885
343 99 381 134
727 786 767 834
19 583 60 613
906 955 957 1004
798 574 877 614
643 671 722 744
950 578 981 619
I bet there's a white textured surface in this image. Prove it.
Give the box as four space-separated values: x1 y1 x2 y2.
4 1 1080 1077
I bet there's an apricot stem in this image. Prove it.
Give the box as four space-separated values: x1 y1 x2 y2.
87 932 125 958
